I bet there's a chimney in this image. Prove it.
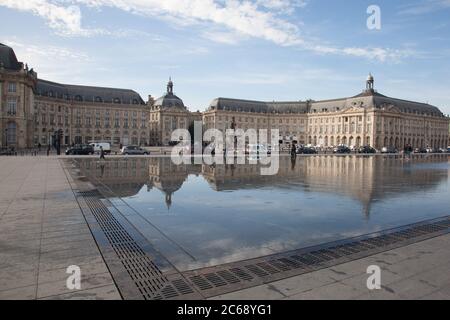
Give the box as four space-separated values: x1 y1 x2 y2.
147 95 155 106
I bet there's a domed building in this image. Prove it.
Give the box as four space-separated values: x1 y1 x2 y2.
204 74 449 150
149 78 201 146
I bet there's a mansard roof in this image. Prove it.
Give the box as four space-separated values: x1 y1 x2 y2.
36 79 145 105
310 90 444 117
209 97 308 114
0 43 22 70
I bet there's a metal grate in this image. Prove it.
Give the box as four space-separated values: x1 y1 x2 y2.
81 188 450 299
181 216 450 297
77 190 198 300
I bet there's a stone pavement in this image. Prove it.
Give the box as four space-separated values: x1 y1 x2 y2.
210 233 450 300
1 156 449 300
0 156 120 300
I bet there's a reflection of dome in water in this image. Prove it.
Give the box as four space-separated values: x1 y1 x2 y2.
152 176 186 210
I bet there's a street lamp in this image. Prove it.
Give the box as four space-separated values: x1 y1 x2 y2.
5 128 8 148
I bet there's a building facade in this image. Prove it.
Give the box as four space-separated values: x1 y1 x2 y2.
204 74 449 150
1 43 155 149
1 42 449 150
149 79 202 146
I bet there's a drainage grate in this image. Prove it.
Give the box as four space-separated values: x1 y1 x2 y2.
68 159 450 299
181 216 450 297
76 190 199 300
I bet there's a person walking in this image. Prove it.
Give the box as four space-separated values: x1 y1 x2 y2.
100 146 106 160
291 143 297 157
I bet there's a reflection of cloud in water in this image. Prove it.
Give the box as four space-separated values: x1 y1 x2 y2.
75 155 450 270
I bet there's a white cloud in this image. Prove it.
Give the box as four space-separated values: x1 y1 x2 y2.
398 0 450 15
305 44 415 63
256 0 307 14
0 0 415 62
0 0 92 36
202 30 245 45
2 39 94 81
4 39 90 61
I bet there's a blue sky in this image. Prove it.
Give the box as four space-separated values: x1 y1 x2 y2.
1 0 449 114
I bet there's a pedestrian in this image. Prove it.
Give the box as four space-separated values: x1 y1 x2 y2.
291 143 297 157
100 146 105 160
38 142 41 152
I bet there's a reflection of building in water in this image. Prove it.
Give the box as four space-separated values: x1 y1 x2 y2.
148 157 201 209
203 155 448 217
201 157 307 191
77 155 449 217
77 158 150 197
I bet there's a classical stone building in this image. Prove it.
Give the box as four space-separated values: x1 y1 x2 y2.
2 42 449 150
204 74 449 150
34 79 150 147
0 43 37 149
149 79 201 146
1 43 153 149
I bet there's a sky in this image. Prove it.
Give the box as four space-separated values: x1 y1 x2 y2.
0 0 449 114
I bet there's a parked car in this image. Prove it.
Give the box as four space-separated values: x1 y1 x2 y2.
333 146 351 154
0 148 14 156
381 146 398 154
90 142 111 154
121 146 149 155
413 148 427 154
358 146 376 154
447 147 450 153
296 146 317 154
65 144 94 155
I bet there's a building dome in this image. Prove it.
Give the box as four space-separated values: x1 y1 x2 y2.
154 78 185 109
367 73 374 81
0 43 22 70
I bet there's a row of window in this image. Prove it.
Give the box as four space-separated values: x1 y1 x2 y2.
42 92 140 105
36 104 147 118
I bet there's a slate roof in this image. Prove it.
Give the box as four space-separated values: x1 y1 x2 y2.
154 93 185 109
36 79 145 105
209 98 308 114
0 43 22 70
209 90 445 117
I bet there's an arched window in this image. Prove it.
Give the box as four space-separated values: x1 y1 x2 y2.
113 98 121 104
132 99 139 105
75 95 83 101
95 96 103 103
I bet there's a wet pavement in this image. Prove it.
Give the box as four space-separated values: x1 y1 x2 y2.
75 155 450 271
1 154 449 300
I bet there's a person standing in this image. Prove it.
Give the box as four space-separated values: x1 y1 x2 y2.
100 146 105 160
291 143 297 157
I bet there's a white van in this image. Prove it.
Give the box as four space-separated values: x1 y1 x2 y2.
246 144 270 155
90 142 111 154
